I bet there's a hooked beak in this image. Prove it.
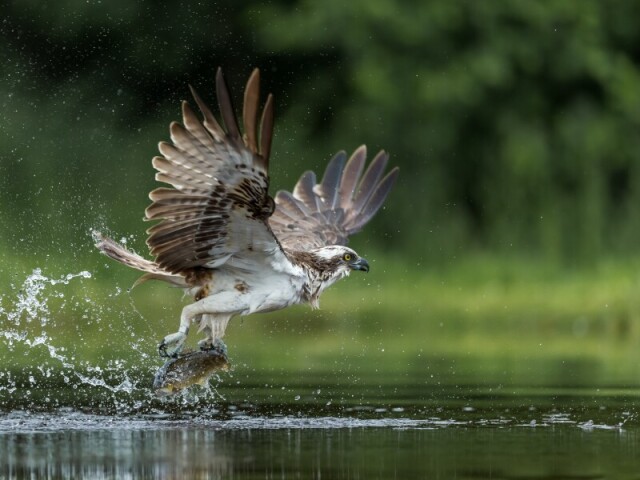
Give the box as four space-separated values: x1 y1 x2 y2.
350 257 370 273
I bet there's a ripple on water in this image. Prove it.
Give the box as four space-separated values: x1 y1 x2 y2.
0 408 632 434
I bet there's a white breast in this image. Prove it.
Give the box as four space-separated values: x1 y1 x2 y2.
203 250 308 315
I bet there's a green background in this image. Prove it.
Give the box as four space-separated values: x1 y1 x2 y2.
2 0 640 396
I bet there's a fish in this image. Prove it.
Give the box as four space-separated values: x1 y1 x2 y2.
153 349 230 396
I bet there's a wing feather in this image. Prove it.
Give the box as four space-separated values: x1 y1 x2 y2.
315 151 347 210
259 94 274 169
270 146 399 250
188 84 225 141
338 145 366 207
108 68 396 275
351 150 389 215
349 168 400 231
215 67 241 141
243 69 260 154
145 68 283 274
274 190 311 218
293 171 321 212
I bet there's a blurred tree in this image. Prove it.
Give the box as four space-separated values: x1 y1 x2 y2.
1 0 640 266
255 0 640 263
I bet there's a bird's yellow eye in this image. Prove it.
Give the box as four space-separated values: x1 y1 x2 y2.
343 253 352 262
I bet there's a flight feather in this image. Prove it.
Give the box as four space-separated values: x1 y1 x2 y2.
270 146 399 250
145 68 279 274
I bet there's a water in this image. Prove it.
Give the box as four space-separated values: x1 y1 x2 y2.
2 404 640 479
2 270 640 478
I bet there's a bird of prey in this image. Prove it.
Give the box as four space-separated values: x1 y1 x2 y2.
95 68 398 358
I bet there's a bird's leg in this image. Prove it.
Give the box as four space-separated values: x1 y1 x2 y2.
158 308 194 358
197 314 230 357
159 294 240 358
197 324 214 351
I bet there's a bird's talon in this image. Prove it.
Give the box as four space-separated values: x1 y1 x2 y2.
198 339 214 352
158 341 177 359
158 331 187 358
213 338 228 357
198 338 228 357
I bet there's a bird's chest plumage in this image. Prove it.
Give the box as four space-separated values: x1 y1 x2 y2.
197 262 308 314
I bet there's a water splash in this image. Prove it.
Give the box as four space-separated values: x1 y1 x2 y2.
0 268 228 413
0 269 147 402
74 371 135 394
2 269 90 358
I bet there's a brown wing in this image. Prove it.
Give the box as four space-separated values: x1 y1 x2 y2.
269 146 399 250
145 68 282 274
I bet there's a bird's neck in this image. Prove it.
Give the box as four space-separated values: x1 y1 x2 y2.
285 249 347 307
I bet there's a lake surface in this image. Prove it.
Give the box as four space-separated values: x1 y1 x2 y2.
2 382 640 479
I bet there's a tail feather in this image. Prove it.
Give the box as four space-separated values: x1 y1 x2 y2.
93 231 187 288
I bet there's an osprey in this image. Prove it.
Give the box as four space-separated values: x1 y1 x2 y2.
95 68 398 358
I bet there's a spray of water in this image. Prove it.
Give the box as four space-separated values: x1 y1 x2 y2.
2 269 90 363
0 269 137 400
0 268 225 412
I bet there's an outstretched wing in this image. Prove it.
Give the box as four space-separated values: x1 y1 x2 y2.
269 146 399 250
145 68 281 274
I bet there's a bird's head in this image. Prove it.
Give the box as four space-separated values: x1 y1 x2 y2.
291 245 370 308
311 245 370 279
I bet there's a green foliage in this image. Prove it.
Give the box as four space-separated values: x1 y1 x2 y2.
2 1 640 265
255 0 640 261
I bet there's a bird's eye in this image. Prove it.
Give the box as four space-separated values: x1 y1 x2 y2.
343 253 352 262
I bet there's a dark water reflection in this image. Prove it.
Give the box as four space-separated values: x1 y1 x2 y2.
2 367 640 478
3 361 640 478
2 404 640 479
